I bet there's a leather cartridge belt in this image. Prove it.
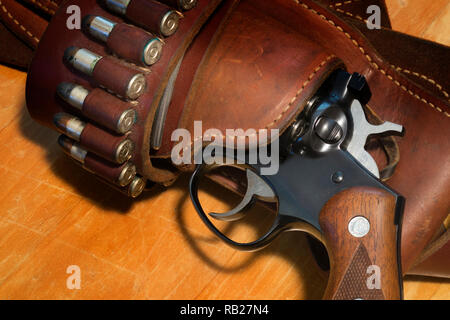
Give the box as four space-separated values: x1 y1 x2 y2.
23 0 450 277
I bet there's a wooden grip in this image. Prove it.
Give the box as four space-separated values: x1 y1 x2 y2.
319 187 402 300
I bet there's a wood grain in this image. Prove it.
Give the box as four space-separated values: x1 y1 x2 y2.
0 1 448 300
320 187 401 300
386 0 450 46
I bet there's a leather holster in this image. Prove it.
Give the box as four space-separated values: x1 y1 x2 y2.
1 0 448 279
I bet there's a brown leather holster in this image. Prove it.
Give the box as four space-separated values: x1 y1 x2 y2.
1 0 448 278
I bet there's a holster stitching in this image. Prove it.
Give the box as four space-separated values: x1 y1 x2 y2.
391 65 450 103
329 4 450 105
0 0 40 44
330 0 359 8
265 55 336 129
29 0 56 15
333 7 365 22
295 1 450 118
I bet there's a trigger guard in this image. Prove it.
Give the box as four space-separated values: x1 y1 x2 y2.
189 162 284 252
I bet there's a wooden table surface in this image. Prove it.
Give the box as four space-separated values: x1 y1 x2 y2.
0 0 449 300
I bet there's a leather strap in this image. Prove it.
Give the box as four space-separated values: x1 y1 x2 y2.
0 0 52 69
346 19 450 107
319 0 392 28
0 22 34 69
409 227 450 278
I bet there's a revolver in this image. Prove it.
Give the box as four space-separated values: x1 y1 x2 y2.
189 69 405 300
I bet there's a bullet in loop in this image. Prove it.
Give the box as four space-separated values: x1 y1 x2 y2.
57 83 137 134
84 16 164 67
58 135 88 163
64 47 147 100
160 10 181 37
128 176 146 198
57 82 89 110
103 0 181 37
115 139 135 164
142 38 164 65
54 113 134 164
118 163 138 186
83 15 116 42
125 74 146 100
117 109 137 134
58 135 137 187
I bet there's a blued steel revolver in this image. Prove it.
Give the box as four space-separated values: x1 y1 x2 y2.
189 69 405 300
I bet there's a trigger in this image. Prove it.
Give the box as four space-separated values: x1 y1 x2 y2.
209 169 276 222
